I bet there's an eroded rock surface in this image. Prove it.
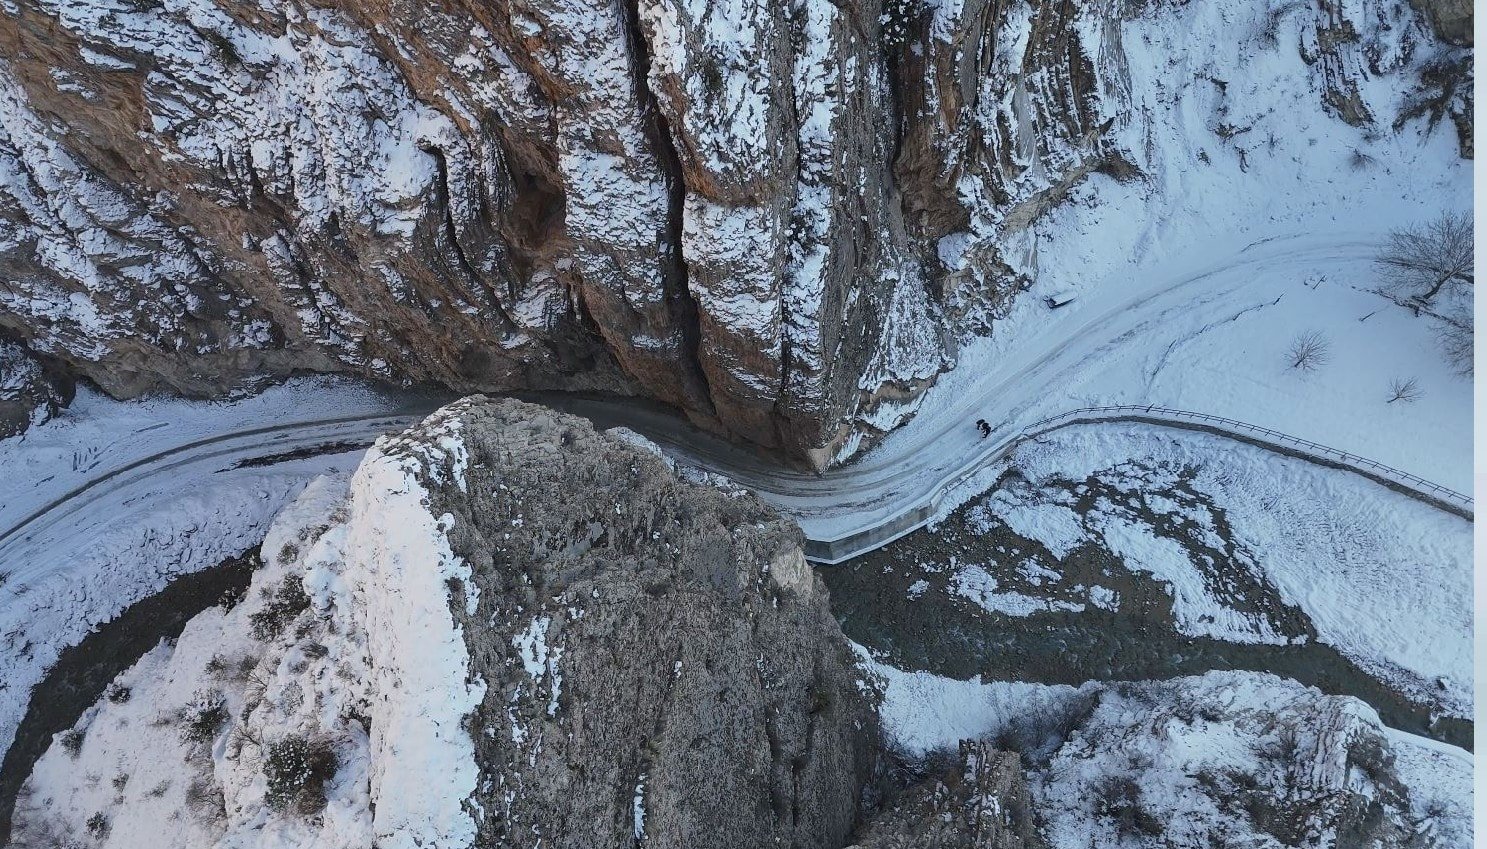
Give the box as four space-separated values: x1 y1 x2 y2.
0 337 70 437
849 741 1046 849
423 397 879 848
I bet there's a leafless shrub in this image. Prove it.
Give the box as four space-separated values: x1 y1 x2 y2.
186 776 227 822
1375 211 1473 307
1375 212 1473 375
1386 377 1422 404
59 728 85 758
180 690 228 745
1439 319 1472 376
249 575 310 641
1095 775 1165 838
1286 330 1331 371
263 735 338 814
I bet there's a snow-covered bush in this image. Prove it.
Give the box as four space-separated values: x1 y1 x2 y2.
59 728 85 758
181 690 228 745
263 735 338 814
250 575 311 641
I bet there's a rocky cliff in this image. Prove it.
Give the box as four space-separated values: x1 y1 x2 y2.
0 0 1470 459
8 396 880 847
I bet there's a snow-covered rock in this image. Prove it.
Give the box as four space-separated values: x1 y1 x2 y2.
9 396 879 848
0 0 1464 456
864 659 1472 849
0 337 70 437
1034 673 1471 849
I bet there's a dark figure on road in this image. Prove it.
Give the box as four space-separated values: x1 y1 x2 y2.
975 419 991 438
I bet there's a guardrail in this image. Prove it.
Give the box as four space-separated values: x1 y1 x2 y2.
803 404 1472 564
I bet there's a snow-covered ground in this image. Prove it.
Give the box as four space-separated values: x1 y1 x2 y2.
864 0 1470 496
12 427 485 849
934 423 1472 718
0 377 415 533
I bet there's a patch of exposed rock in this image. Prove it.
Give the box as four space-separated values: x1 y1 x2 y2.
418 397 879 847
0 337 71 437
848 741 1045 849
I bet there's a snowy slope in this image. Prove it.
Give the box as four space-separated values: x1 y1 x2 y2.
862 652 1472 849
938 423 1472 718
12 421 487 848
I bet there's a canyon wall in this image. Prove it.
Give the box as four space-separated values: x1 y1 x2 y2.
0 0 1469 460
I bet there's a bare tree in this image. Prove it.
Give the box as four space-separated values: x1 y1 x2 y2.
1375 212 1473 375
1287 330 1330 371
1439 318 1472 375
1374 211 1473 307
1386 377 1422 403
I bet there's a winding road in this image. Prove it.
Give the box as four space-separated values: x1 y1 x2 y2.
0 235 1470 586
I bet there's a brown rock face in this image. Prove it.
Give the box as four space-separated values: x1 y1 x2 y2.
0 336 71 437
1410 0 1473 45
0 0 947 461
849 742 1046 849
0 0 1469 458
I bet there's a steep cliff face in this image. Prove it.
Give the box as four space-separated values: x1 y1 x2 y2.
0 0 1469 459
0 336 70 436
0 0 946 460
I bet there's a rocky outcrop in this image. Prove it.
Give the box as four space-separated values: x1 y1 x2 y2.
1030 674 1469 848
849 741 1046 849
8 396 880 847
0 337 70 437
419 397 879 847
1411 0 1473 45
0 0 947 461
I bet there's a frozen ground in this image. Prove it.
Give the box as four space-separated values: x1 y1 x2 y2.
1002 426 1472 715
0 445 368 763
865 0 1470 496
0 377 416 533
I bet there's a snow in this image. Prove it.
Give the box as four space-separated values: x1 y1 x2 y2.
0 376 408 533
951 423 1472 716
860 649 1472 848
949 564 1085 618
0 378 424 762
631 772 647 841
819 0 1468 542
13 407 489 848
12 476 377 849
512 615 564 718
337 412 485 849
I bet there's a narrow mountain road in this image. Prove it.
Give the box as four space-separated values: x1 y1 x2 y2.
0 234 1465 591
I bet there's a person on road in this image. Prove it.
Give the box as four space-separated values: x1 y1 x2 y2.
975 419 991 438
